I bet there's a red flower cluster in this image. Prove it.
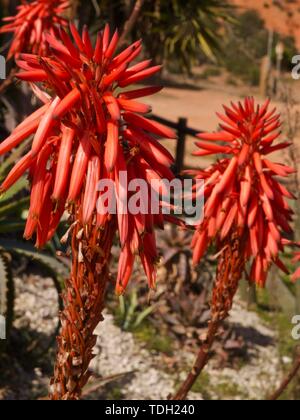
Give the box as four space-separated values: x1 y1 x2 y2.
0 24 177 293
0 0 69 59
191 97 295 286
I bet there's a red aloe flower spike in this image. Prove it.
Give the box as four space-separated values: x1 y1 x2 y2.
52 87 83 120
191 97 295 283
35 173 53 248
93 32 103 64
123 112 176 138
17 102 51 129
102 23 110 52
214 157 238 195
117 98 151 114
0 117 42 156
67 131 92 202
25 149 52 242
28 143 53 222
119 86 163 100
31 96 61 156
52 125 75 203
59 27 81 59
104 29 119 61
104 120 119 172
0 152 33 194
118 65 162 87
115 144 129 248
0 0 70 59
198 131 235 142
82 25 94 59
240 165 251 208
0 25 177 400
102 62 128 88
81 155 101 225
116 244 135 295
173 97 296 401
103 93 121 121
196 140 231 154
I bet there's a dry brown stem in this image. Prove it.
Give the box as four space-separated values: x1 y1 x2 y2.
172 232 245 400
50 220 116 400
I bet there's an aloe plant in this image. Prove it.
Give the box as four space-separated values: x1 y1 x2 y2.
0 142 28 343
117 288 156 332
0 142 68 347
0 251 13 345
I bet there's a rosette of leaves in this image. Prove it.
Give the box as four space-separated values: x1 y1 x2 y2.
155 225 215 336
152 226 247 363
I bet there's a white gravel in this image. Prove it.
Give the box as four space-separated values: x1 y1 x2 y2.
205 299 283 400
90 299 283 400
14 275 59 336
91 312 175 400
4 274 285 400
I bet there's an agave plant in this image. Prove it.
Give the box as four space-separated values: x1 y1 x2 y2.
117 287 156 332
137 0 235 72
156 225 215 327
173 97 297 400
0 141 68 349
157 225 195 285
155 225 215 336
75 0 235 73
0 141 29 337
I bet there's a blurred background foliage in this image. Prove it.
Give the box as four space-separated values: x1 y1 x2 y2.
222 9 297 86
1 1 297 83
70 0 236 73
66 0 297 83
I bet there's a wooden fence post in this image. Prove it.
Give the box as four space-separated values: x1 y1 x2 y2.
175 117 187 176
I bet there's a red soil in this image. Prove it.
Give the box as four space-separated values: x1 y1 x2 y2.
230 0 300 49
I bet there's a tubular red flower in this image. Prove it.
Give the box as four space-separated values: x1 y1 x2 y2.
67 131 92 202
81 155 101 225
35 173 53 248
104 120 119 173
116 243 135 295
52 124 75 203
31 96 61 156
191 97 295 286
0 151 33 193
29 143 53 221
0 117 42 156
